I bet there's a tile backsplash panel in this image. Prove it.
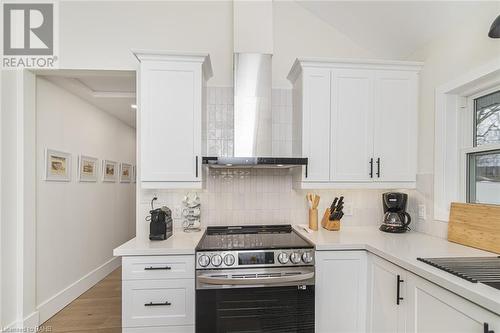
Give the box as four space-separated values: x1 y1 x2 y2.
206 87 293 157
139 168 387 238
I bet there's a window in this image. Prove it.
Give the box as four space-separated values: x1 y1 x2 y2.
467 90 500 204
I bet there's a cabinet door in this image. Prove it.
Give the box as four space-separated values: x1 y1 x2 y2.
140 61 201 182
367 254 407 333
316 251 367 333
373 70 418 182
302 68 331 182
330 69 374 181
406 272 500 333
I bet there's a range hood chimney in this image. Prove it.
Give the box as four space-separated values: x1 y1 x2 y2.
202 2 307 169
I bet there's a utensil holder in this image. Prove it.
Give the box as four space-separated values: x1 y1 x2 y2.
321 208 341 231
308 208 318 231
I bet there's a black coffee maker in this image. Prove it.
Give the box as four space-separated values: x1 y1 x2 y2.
148 197 173 241
380 192 411 233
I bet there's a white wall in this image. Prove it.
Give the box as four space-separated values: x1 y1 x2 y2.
272 1 375 87
1 71 20 329
407 5 500 237
35 78 135 319
58 1 374 87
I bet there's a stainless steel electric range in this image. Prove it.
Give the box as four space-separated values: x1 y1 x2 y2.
195 224 315 333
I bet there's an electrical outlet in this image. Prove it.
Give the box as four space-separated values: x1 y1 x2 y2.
418 204 426 219
173 206 182 219
344 202 353 216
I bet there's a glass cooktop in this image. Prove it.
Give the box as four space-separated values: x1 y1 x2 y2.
196 225 313 251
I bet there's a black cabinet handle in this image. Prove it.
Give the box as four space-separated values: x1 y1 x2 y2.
376 158 381 178
195 156 199 178
305 164 308 178
369 158 374 178
144 266 171 271
145 301 171 307
396 275 404 305
484 323 494 333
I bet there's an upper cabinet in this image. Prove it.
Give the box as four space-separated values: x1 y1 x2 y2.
288 58 422 189
134 51 212 189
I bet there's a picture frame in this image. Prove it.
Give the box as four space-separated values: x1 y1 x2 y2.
133 165 137 183
78 155 98 182
120 163 132 183
45 149 72 182
102 160 118 182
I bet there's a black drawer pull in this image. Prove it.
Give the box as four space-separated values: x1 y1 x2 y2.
484 323 494 333
145 301 171 307
144 266 171 271
369 158 374 178
396 274 404 305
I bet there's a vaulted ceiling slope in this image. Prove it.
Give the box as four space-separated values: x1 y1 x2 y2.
297 1 500 59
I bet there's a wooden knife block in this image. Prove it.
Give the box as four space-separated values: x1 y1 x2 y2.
321 208 340 231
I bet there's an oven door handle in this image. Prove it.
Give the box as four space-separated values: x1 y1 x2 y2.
197 271 314 285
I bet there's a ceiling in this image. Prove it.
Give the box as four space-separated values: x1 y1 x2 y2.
297 1 499 59
39 70 136 127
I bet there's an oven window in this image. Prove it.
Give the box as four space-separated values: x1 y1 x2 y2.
196 286 314 333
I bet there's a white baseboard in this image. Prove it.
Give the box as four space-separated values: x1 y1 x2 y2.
2 309 39 330
37 257 121 324
23 311 40 329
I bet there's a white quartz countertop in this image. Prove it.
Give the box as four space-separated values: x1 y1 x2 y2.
113 228 205 256
293 225 500 315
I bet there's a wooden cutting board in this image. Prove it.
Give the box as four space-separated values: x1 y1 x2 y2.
448 202 500 254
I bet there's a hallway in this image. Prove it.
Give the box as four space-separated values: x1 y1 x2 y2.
41 268 121 332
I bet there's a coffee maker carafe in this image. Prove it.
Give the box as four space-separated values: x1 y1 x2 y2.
380 192 411 233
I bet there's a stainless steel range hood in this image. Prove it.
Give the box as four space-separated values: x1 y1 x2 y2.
203 53 307 168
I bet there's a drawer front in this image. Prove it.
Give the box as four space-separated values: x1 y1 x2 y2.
122 255 195 280
123 279 195 327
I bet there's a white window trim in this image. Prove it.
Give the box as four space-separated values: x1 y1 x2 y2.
434 58 500 221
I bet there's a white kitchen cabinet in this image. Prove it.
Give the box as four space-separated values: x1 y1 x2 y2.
367 254 407 333
315 251 368 333
374 70 418 182
134 51 212 189
366 253 500 333
302 68 332 182
122 255 195 332
406 272 500 333
330 69 375 182
288 58 422 189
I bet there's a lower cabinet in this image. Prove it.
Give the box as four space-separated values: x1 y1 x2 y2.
317 251 500 333
406 272 500 333
121 255 195 333
315 251 368 333
367 254 407 333
365 253 500 333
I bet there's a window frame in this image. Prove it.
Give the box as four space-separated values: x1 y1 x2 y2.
460 85 500 204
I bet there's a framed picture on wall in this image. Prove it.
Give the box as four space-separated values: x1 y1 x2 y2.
120 163 132 183
102 160 118 182
45 149 72 182
133 165 137 183
78 155 98 182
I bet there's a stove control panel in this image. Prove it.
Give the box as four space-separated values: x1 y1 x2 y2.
196 249 314 269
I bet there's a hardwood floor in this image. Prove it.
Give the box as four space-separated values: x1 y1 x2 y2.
41 267 122 332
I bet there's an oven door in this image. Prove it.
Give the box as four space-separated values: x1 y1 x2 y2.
195 267 315 333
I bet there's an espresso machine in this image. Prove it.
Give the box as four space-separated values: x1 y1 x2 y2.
380 192 411 233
